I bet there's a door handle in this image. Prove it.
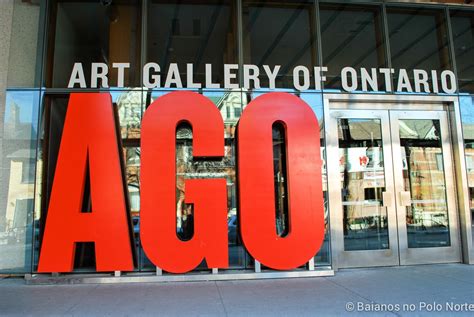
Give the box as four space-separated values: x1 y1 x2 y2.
382 191 392 207
399 191 411 207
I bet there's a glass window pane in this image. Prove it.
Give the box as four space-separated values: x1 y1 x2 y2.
387 7 452 85
320 4 386 89
242 0 317 88
273 123 289 237
450 10 474 93
0 91 40 273
46 0 141 88
399 119 450 248
337 118 389 251
112 89 144 139
460 96 474 247
147 1 238 87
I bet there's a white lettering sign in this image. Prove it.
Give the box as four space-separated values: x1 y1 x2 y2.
67 63 458 94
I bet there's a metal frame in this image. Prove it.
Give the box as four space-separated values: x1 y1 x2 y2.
326 109 400 268
323 93 473 270
24 268 334 285
390 110 460 265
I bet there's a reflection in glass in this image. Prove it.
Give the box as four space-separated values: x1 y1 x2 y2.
112 89 144 139
320 4 386 89
399 119 450 248
176 124 194 241
242 0 317 88
0 91 40 273
46 0 141 88
450 10 474 93
337 118 389 251
147 0 237 87
123 146 141 260
460 96 474 242
387 7 451 82
273 123 289 237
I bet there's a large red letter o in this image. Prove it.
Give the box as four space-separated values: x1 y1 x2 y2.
238 92 325 270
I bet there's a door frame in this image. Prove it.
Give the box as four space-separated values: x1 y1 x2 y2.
322 94 473 269
326 109 399 268
390 110 459 265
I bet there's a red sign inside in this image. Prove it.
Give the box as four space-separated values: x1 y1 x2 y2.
38 91 325 273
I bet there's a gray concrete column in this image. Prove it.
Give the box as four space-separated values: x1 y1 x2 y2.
0 0 14 231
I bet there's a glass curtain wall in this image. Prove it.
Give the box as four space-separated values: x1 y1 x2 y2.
320 3 386 90
460 96 474 250
146 0 238 87
386 6 452 88
242 0 317 88
45 0 141 88
450 9 474 93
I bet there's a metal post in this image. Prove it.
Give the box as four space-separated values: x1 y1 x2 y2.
255 260 261 273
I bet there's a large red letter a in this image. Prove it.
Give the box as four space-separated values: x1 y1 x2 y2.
38 93 134 272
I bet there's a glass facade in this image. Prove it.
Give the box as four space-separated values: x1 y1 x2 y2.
46 0 141 88
147 0 238 87
460 95 474 250
242 0 317 88
0 91 40 273
1 0 474 275
386 6 452 86
320 4 386 89
450 9 474 93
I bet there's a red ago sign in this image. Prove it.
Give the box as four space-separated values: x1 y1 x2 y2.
37 91 325 274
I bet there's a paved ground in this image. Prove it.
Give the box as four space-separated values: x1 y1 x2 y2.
0 264 473 316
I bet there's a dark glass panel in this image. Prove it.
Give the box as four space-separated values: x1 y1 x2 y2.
147 0 238 87
46 0 141 88
450 10 474 93
242 0 317 88
320 4 386 89
387 7 452 83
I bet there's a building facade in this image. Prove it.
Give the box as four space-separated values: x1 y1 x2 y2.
0 0 473 281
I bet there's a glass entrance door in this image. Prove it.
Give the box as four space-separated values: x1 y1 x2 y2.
327 109 460 268
390 111 460 265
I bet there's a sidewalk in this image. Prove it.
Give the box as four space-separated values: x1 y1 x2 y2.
0 264 473 316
